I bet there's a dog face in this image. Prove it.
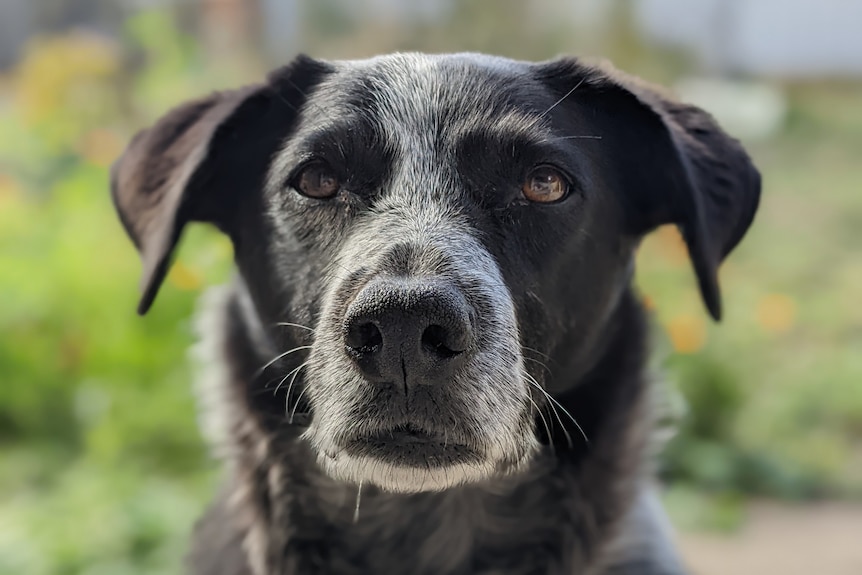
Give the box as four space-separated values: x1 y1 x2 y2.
111 53 759 493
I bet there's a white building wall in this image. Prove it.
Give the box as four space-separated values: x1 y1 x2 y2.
635 0 862 77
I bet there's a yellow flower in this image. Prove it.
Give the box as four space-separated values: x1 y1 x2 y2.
665 313 707 354
168 261 204 291
756 293 796 334
13 33 120 148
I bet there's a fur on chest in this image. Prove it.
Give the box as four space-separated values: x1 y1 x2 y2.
188 285 652 575
269 449 608 573
214 438 642 575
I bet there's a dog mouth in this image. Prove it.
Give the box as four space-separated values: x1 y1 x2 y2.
301 234 536 491
341 424 481 468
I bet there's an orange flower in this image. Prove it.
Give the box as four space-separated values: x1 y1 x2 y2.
77 128 123 167
642 294 656 311
0 173 22 198
665 313 707 354
653 225 689 265
756 293 796 334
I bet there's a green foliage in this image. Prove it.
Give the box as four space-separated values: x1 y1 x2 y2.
0 11 231 574
1 4 862 573
640 84 862 513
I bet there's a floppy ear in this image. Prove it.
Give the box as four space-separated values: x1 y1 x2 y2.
111 55 330 315
537 59 761 320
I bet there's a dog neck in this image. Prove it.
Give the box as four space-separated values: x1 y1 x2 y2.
189 281 655 574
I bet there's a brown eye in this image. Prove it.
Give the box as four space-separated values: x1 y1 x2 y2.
521 166 568 203
294 162 341 199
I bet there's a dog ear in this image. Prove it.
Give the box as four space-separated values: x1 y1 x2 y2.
537 59 761 321
111 55 330 315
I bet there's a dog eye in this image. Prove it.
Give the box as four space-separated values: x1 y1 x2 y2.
521 166 568 203
293 162 341 199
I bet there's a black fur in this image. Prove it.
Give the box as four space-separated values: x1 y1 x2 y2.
187 289 653 574
110 53 761 574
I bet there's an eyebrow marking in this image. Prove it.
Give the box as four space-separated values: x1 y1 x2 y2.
452 110 550 148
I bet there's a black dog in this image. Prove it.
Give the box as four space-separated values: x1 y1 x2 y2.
111 53 760 574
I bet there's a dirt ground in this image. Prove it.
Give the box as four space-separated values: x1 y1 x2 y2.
678 501 862 575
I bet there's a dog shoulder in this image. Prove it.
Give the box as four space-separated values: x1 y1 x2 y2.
597 484 690 575
187 486 254 575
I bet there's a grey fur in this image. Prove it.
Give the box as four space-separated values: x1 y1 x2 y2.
110 52 761 574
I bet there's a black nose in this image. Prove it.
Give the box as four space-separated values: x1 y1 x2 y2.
343 278 474 389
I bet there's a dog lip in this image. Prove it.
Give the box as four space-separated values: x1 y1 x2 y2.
366 424 447 445
342 424 480 467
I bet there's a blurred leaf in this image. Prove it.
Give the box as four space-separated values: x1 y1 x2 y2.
2 4 862 573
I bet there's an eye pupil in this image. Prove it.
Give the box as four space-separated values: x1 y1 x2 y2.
295 162 341 199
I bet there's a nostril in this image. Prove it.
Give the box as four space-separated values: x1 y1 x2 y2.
346 321 383 355
421 324 462 359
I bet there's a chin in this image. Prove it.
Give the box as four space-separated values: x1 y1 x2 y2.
305 425 537 493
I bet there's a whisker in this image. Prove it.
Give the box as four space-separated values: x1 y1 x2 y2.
538 391 573 448
274 322 315 332
553 135 603 140
279 75 331 118
353 480 363 523
544 393 589 446
283 363 308 409
522 346 552 361
289 384 310 424
274 361 310 395
540 77 585 118
254 346 313 379
327 259 357 280
522 356 552 375
271 91 299 114
525 373 573 448
527 393 554 446
526 373 589 446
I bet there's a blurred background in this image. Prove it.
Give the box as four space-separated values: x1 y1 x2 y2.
1 0 860 573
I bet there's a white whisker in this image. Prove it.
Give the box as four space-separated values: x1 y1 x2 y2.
540 78 585 118
275 322 315 332
526 372 589 446
275 361 310 396
289 384 310 424
254 346 313 378
353 480 363 523
554 135 602 140
532 380 573 449
522 346 552 361
522 355 552 375
527 394 554 446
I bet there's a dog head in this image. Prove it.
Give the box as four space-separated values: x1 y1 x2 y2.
111 53 759 493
